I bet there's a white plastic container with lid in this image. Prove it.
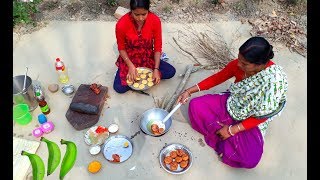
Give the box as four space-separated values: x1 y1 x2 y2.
55 58 69 84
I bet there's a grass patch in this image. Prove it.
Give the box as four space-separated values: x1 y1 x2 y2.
13 0 43 27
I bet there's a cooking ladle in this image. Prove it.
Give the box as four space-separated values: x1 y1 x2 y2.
22 66 29 91
148 97 189 134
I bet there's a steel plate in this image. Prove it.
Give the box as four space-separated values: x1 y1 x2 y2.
128 67 154 91
102 135 133 163
159 143 193 175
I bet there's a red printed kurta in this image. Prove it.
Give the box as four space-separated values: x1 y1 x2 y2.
197 59 275 129
115 12 162 85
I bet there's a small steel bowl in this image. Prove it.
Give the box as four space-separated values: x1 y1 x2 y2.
61 84 75 96
159 143 193 175
108 123 119 134
89 145 101 155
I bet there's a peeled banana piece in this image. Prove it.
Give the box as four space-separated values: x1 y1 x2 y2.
21 150 45 180
59 139 77 180
40 137 61 176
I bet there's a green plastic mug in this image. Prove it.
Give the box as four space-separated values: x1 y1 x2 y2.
13 104 32 125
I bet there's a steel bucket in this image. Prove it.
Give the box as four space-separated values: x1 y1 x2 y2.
13 75 38 111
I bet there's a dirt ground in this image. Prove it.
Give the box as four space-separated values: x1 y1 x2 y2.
13 0 307 56
13 1 307 179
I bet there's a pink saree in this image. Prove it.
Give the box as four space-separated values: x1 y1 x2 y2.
188 93 264 168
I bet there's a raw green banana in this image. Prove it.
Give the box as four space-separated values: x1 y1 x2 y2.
21 150 45 180
59 139 77 180
40 137 61 176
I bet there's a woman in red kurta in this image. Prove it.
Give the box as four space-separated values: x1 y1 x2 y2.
113 0 176 93
177 36 288 168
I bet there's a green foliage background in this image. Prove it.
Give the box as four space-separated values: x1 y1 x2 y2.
13 0 42 27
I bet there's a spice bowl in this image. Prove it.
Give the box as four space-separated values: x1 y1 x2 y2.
61 84 75 96
108 124 119 134
89 145 101 155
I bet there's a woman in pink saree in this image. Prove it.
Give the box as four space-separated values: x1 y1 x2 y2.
177 36 288 168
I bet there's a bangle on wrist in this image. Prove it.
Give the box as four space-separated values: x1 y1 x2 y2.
237 124 241 132
124 57 129 61
196 84 201 92
228 125 235 136
154 68 160 71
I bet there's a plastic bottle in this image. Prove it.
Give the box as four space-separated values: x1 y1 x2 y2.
55 57 69 84
35 91 51 115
